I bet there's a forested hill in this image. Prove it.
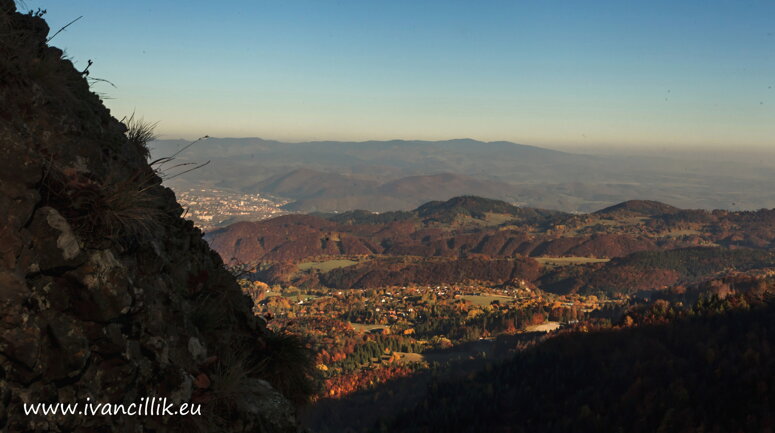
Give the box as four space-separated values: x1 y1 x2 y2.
317 195 565 225
205 196 775 291
207 196 775 265
383 299 775 433
593 199 681 216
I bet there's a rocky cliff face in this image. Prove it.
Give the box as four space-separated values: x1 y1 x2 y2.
0 2 300 431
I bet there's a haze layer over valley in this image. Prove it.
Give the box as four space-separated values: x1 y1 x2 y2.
151 138 775 221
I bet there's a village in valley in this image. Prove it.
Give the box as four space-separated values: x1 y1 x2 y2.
238 271 628 399
183 193 775 402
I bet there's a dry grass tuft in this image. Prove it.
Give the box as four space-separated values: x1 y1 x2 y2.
190 348 269 433
42 168 165 243
123 112 157 159
256 329 319 406
89 172 163 238
211 349 259 404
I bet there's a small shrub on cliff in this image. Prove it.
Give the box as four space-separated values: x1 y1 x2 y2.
40 113 167 244
192 349 261 433
256 329 320 405
43 168 164 243
88 172 163 238
211 350 257 405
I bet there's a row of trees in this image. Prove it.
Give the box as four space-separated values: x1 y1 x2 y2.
330 335 423 374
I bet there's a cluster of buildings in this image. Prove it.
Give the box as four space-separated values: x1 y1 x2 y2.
175 187 289 230
261 282 618 333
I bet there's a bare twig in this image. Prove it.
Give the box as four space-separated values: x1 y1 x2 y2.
46 15 83 43
81 59 92 76
149 135 211 180
163 160 211 180
88 76 117 88
94 92 114 100
165 135 210 161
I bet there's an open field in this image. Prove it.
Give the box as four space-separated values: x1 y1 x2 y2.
663 229 702 237
393 352 425 363
453 212 516 228
534 256 610 267
349 322 387 333
525 321 561 333
461 294 514 306
298 259 359 272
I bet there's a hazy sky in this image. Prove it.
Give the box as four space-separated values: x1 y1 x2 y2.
34 0 775 149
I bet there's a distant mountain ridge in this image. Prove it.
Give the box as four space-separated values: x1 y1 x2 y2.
151 137 775 213
249 169 516 212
